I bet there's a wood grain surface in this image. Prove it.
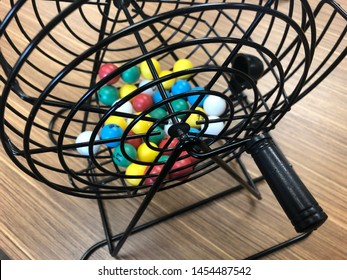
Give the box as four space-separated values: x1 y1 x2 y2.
0 0 346 260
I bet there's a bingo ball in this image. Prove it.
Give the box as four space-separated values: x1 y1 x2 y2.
188 127 200 137
203 95 227 116
149 107 168 125
98 63 120 85
144 164 169 186
180 150 198 164
120 84 138 100
121 65 140 84
139 79 157 96
148 126 165 144
125 163 148 186
201 116 225 135
113 143 137 168
170 156 194 181
98 85 119 106
163 119 174 136
100 124 123 148
163 118 182 136
173 59 194 80
159 136 180 155
113 99 134 115
159 70 176 90
75 131 100 156
125 130 143 149
132 93 154 112
171 80 192 96
104 116 128 131
131 114 153 135
158 155 170 163
171 99 189 118
152 90 170 105
187 87 207 107
140 58 161 80
185 107 204 128
137 142 160 162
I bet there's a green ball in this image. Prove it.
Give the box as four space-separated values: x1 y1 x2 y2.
113 143 137 168
121 65 141 84
149 107 168 128
148 126 165 144
171 98 189 118
149 107 168 120
158 155 169 163
98 85 119 106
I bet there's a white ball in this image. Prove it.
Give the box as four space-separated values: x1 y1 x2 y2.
164 119 174 136
201 116 225 136
203 95 227 116
164 118 182 136
112 99 134 115
139 79 157 96
75 131 100 156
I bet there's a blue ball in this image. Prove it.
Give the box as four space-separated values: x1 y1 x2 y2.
100 124 123 148
171 80 192 96
188 127 200 136
187 87 207 107
152 90 170 106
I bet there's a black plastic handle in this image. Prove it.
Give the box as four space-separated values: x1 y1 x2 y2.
247 134 328 233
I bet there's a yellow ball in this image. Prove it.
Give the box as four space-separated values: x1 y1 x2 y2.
137 142 160 163
140 58 161 80
131 113 153 135
159 70 176 90
185 107 205 128
120 84 138 100
125 163 148 186
104 116 127 130
173 58 194 80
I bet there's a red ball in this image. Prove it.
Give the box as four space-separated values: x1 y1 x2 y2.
170 156 194 181
132 93 154 112
125 130 143 149
144 164 169 186
98 63 120 85
179 150 198 164
158 137 180 155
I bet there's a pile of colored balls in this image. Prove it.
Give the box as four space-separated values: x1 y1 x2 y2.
75 58 228 187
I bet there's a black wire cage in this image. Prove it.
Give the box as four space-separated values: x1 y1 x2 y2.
0 0 346 259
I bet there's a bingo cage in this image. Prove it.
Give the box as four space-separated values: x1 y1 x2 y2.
0 0 346 259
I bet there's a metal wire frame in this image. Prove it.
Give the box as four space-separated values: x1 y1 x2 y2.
1 0 345 198
0 0 345 259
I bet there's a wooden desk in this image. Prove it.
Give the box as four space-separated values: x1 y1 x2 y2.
0 0 346 259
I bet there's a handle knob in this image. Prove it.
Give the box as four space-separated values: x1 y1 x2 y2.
247 134 327 232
